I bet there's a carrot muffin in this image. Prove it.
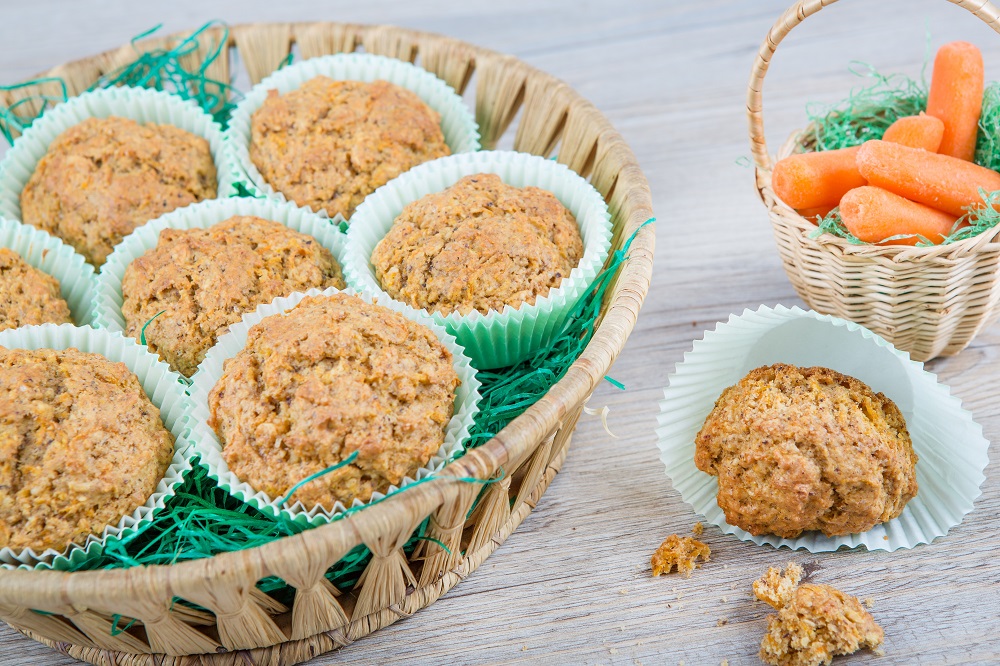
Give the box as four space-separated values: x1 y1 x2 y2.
20 116 217 266
695 364 918 538
0 248 72 331
121 216 344 377
250 77 450 219
754 563 884 666
0 347 174 553
208 293 459 509
371 173 584 316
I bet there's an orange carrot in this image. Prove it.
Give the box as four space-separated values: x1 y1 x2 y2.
840 186 958 245
926 41 984 161
881 114 944 152
796 205 834 223
856 140 1000 217
771 146 865 209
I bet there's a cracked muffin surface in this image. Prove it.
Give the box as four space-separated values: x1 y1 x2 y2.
121 215 344 377
208 293 459 510
371 173 584 316
754 563 884 666
0 248 72 331
250 77 450 219
0 347 174 553
694 363 918 538
20 116 217 266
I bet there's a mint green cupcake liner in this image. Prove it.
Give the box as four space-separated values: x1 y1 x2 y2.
187 285 481 529
225 52 481 218
0 86 235 230
0 217 95 326
0 324 195 570
343 150 613 369
93 197 348 338
656 305 990 552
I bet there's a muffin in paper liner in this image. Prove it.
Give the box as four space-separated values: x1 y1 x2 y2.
93 197 348 339
187 285 481 528
343 150 613 369
224 52 481 217
656 304 989 552
0 86 234 226
0 324 194 570
0 217 96 327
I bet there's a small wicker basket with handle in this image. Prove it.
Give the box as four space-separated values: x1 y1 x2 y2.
749 0 1000 362
0 21 654 666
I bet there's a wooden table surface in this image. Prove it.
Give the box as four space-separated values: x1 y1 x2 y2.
1 1 998 664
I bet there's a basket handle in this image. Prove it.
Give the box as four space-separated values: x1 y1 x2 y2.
747 0 1000 171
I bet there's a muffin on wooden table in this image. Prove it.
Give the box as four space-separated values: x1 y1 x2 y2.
371 173 584 316
695 363 919 538
0 347 175 554
0 248 72 331
250 76 450 220
19 116 217 266
121 215 344 377
206 292 460 510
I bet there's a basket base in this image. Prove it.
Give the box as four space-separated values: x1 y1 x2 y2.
13 444 570 666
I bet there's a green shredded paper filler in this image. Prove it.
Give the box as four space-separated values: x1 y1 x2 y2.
0 23 654 605
802 63 1000 246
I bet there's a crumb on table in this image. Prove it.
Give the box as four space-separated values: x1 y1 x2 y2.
692 521 704 536
650 534 710 577
753 563 884 666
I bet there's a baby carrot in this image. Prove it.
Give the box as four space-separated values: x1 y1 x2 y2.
840 186 958 245
771 146 865 209
926 41 984 161
856 140 1000 217
881 114 944 152
796 205 834 223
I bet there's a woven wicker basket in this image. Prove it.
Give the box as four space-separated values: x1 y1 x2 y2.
750 0 1000 362
0 23 654 665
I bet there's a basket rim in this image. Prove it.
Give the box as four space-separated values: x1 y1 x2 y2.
0 21 655 595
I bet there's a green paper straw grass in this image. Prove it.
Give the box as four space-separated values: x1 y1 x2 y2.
803 64 1000 246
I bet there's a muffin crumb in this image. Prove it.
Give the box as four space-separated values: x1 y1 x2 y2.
692 521 704 536
650 534 710 577
754 563 884 666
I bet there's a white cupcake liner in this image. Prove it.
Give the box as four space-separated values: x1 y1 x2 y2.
0 324 195 570
344 151 614 369
0 86 235 232
0 217 96 326
225 52 481 217
187 285 481 528
93 198 348 341
656 305 989 552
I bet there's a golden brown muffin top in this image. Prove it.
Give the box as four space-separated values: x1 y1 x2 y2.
250 77 450 219
121 215 344 377
0 347 175 553
0 248 72 331
755 563 885 666
208 293 459 511
20 116 217 266
695 364 918 538
371 173 584 316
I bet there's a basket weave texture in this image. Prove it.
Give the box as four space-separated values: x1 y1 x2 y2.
0 22 655 666
749 0 1000 362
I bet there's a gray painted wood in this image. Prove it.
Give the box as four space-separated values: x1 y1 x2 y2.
0 1 997 663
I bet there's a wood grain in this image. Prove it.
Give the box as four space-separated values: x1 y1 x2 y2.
1 0 998 664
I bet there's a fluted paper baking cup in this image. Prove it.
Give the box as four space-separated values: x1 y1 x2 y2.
0 324 194 569
344 151 613 369
94 197 348 338
656 305 989 552
0 86 234 229
187 285 481 528
225 52 481 216
0 217 96 326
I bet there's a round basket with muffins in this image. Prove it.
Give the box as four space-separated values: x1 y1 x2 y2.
0 19 655 666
